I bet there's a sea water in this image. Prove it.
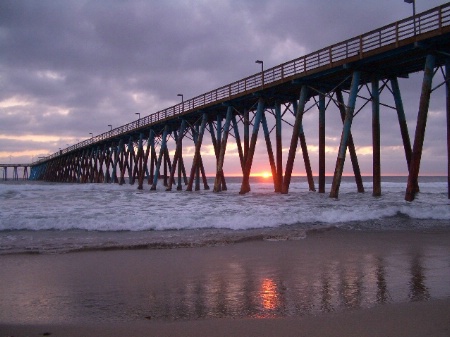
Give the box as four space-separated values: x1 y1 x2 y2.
0 176 449 255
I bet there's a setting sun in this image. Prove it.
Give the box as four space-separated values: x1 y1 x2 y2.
249 171 272 179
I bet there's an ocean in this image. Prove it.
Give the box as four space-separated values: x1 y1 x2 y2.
0 176 448 255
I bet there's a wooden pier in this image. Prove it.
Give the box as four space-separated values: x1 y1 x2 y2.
1 164 29 181
28 3 450 201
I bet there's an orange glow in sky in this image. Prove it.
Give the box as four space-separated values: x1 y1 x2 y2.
251 171 272 179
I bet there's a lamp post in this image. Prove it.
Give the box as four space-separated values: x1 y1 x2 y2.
404 0 416 36
108 124 112 131
177 94 184 112
89 132 93 139
255 60 264 89
135 113 140 126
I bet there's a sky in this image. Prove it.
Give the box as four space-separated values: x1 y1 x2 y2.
1 0 449 177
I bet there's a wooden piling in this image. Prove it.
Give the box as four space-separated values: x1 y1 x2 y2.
275 102 283 192
282 86 308 194
187 114 207 191
405 54 436 201
372 78 381 196
240 98 265 194
446 61 450 199
330 71 361 198
318 93 326 193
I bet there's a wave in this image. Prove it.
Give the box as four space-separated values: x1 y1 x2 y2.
1 218 450 256
1 179 449 232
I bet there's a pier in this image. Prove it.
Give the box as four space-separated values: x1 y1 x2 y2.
26 3 450 201
1 164 29 181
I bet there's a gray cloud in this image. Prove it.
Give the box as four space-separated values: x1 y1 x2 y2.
0 0 448 176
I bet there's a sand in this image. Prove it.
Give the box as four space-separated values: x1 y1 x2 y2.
1 229 450 336
1 298 450 337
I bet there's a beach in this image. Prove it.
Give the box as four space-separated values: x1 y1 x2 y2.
1 228 450 336
2 299 450 337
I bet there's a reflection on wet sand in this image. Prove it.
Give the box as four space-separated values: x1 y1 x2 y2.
1 234 450 324
376 257 390 304
259 278 280 317
409 253 430 302
145 245 449 321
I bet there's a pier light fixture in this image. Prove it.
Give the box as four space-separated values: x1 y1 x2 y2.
108 124 112 131
89 132 93 138
135 113 141 126
404 0 416 35
255 60 264 88
177 94 184 112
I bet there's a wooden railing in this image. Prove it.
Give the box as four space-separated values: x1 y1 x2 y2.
35 3 450 165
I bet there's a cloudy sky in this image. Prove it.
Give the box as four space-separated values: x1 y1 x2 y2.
1 0 448 177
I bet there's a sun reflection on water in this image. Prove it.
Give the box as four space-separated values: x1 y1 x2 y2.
261 278 279 311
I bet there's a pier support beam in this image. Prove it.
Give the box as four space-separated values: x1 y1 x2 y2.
275 102 283 192
13 167 18 180
330 71 361 198
135 133 144 188
372 78 381 196
209 120 227 191
195 124 201 191
405 54 436 201
214 107 233 192
261 111 278 191
127 138 134 185
163 148 168 187
391 77 419 193
139 131 154 190
446 61 450 199
149 144 156 185
151 127 169 190
187 114 207 191
299 109 316 192
244 109 250 164
240 98 264 194
118 139 126 185
167 120 186 191
335 89 364 193
282 85 308 194
318 93 326 193
231 115 245 172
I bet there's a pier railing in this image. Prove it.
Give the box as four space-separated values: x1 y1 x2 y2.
35 3 450 165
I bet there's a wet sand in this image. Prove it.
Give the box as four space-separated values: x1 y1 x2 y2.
2 298 450 337
1 229 450 336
